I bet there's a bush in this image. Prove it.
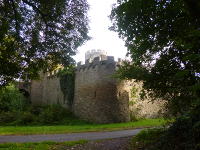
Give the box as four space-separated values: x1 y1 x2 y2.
0 104 78 125
15 111 36 125
28 105 45 115
0 111 18 125
0 86 82 126
130 128 165 150
0 84 27 112
150 104 200 150
131 105 200 150
38 105 72 124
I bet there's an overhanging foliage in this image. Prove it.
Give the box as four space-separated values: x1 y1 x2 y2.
110 0 200 115
0 0 89 86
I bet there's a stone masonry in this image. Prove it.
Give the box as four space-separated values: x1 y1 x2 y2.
30 49 166 123
73 55 130 123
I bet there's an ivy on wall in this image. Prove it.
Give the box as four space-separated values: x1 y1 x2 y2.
129 86 141 121
130 86 139 102
57 66 75 107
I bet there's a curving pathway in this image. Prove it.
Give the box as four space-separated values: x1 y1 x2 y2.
0 128 142 143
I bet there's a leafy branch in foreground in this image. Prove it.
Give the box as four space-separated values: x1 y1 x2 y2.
110 0 200 115
0 0 90 86
111 1 200 149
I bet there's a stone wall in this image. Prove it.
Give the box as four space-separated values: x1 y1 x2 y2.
30 79 43 104
30 54 166 123
73 58 130 123
30 73 67 107
118 81 166 119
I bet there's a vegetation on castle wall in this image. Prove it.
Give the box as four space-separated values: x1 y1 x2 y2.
130 86 139 101
57 66 75 107
129 86 140 121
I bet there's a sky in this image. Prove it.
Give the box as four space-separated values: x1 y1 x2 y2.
74 0 127 63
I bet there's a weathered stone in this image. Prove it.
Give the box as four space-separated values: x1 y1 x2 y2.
30 72 68 108
30 49 166 123
73 60 130 123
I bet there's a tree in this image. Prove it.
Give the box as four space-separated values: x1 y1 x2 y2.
0 0 89 86
110 0 200 114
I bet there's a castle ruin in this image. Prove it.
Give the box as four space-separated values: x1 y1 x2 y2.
29 49 165 123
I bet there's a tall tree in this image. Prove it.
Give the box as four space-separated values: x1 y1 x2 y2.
0 0 89 86
110 0 200 114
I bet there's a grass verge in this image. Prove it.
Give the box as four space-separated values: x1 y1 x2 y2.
0 140 88 150
129 128 165 150
0 119 167 135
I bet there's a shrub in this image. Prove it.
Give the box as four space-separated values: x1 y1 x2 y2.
130 128 165 150
0 84 83 126
15 111 36 125
38 105 72 124
0 84 26 112
0 111 18 125
28 105 45 115
150 104 200 150
131 105 200 150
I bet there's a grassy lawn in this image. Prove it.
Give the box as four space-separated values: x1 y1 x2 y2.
0 119 167 135
0 140 88 150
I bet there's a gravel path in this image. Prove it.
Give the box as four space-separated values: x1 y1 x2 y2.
0 128 142 143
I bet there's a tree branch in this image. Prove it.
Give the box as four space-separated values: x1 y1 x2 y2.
21 0 48 25
11 0 20 38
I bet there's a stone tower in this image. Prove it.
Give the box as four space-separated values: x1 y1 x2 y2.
85 49 107 63
73 50 130 123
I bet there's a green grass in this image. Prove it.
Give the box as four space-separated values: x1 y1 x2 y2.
130 128 166 150
0 140 88 150
0 119 167 135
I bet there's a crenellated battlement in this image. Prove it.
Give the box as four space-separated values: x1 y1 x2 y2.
76 55 121 72
77 49 123 72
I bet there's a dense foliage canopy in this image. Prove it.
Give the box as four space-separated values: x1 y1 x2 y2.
111 0 200 114
0 0 89 86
